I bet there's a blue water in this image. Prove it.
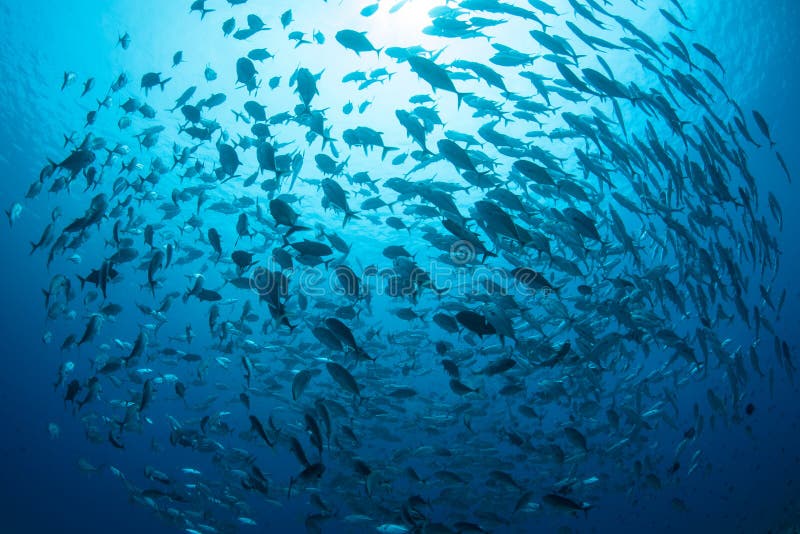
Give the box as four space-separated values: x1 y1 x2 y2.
0 0 799 533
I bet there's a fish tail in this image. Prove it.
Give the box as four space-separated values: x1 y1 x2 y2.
286 225 310 238
456 91 471 110
159 78 172 91
343 210 359 227
380 146 398 161
76 274 90 291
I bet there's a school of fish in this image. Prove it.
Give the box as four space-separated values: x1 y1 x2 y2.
10 0 795 532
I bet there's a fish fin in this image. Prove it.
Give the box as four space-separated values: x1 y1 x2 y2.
456 91 471 110
286 225 311 238
343 210 359 227
380 146 398 161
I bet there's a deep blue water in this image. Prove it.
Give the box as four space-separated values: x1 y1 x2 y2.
0 1 799 533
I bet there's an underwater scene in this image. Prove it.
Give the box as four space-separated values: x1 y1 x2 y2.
0 0 798 532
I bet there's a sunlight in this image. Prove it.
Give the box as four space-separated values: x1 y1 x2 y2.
368 0 446 41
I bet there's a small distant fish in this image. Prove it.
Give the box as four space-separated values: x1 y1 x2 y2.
360 3 379 16
190 0 214 19
117 32 131 49
5 202 22 227
752 110 776 148
280 9 293 29
61 71 76 90
81 77 95 97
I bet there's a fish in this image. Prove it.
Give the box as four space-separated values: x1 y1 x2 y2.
189 0 214 19
752 110 776 148
335 30 382 57
5 202 22 228
407 55 469 108
326 362 361 399
292 370 314 401
140 72 171 94
249 415 275 447
542 493 593 516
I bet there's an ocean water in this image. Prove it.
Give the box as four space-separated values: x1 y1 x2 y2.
0 1 798 533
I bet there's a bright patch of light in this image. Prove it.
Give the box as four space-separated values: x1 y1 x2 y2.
369 0 446 39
